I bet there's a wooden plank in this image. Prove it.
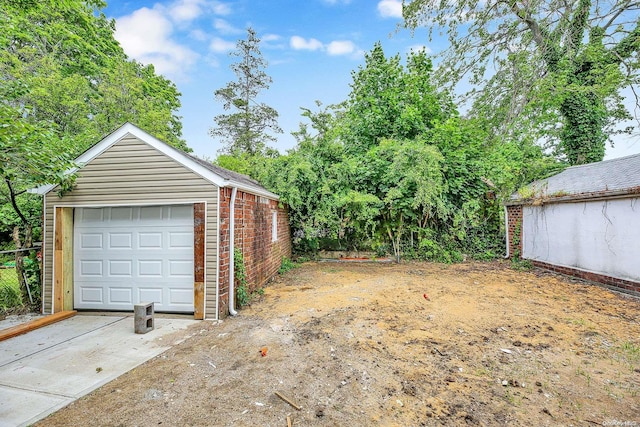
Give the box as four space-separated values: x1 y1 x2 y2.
53 207 64 313
0 310 76 342
62 208 74 311
193 203 206 320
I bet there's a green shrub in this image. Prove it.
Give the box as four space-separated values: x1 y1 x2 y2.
278 257 297 274
0 269 22 313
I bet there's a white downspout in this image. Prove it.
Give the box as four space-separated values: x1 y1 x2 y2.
228 187 238 316
504 206 510 259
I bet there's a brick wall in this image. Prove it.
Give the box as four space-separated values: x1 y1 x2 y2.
531 260 640 298
506 205 523 259
218 187 292 318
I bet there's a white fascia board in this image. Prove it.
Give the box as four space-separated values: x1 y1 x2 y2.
231 183 280 200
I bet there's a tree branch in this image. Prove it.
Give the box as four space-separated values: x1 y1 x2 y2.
5 178 28 225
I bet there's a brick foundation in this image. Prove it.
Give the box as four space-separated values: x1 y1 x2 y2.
531 260 640 298
218 188 292 318
506 203 639 297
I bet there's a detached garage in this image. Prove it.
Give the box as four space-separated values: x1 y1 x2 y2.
35 123 291 319
505 153 640 297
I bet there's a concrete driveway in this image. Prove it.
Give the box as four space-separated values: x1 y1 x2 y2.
0 314 199 427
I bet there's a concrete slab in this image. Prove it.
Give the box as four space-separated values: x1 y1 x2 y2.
0 315 122 367
0 314 198 427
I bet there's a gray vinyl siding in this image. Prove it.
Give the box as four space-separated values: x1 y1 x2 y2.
43 135 219 318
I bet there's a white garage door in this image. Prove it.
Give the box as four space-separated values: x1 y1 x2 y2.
74 205 194 312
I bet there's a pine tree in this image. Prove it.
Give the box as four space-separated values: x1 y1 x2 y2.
210 28 282 156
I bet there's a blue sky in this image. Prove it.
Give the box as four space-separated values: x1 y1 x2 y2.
103 0 639 160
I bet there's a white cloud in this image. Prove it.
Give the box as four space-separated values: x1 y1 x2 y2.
377 0 402 18
326 40 356 56
322 0 352 4
290 36 324 51
114 7 198 79
189 28 208 41
262 33 281 42
210 37 236 53
169 0 206 23
211 1 232 15
214 18 242 34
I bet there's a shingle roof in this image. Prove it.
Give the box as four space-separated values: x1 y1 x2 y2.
187 154 273 196
509 153 640 203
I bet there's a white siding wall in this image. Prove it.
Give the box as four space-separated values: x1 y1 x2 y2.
43 135 219 318
522 197 640 282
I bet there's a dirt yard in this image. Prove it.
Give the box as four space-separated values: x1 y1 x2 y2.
37 261 639 426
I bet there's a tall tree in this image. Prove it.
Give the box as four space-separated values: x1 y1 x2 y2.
403 0 640 165
0 0 187 305
210 27 282 157
0 0 186 155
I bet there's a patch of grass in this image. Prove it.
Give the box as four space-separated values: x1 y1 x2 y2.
510 258 533 271
0 268 22 313
278 257 297 274
616 341 640 371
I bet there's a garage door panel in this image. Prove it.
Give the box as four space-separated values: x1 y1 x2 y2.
109 287 133 304
81 233 103 249
74 206 194 313
79 287 103 303
139 260 163 277
109 233 132 249
110 207 133 221
169 232 192 248
80 208 104 222
80 260 103 277
169 288 193 305
169 205 193 221
169 260 192 277
108 260 132 277
140 206 163 220
139 232 162 248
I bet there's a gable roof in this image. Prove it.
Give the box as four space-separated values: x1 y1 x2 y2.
33 122 279 200
509 153 640 204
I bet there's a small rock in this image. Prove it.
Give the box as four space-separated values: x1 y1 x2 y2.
315 407 325 418
501 380 508 386
500 348 512 354
535 381 542 387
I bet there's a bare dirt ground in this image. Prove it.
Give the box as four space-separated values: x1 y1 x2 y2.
37 261 640 427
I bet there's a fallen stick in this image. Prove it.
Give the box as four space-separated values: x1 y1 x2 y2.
275 391 301 411
287 415 292 427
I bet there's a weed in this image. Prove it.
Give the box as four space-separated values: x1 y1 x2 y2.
511 258 533 271
575 366 591 387
278 257 297 274
234 249 249 307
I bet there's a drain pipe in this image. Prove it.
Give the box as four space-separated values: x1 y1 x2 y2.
228 187 238 316
504 206 510 259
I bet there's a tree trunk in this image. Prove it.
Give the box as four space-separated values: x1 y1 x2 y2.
11 225 33 305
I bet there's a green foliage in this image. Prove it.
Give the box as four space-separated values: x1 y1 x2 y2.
0 0 185 155
402 0 640 165
278 257 297 274
210 28 282 157
233 248 249 307
0 1 187 309
262 45 530 261
0 268 22 314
